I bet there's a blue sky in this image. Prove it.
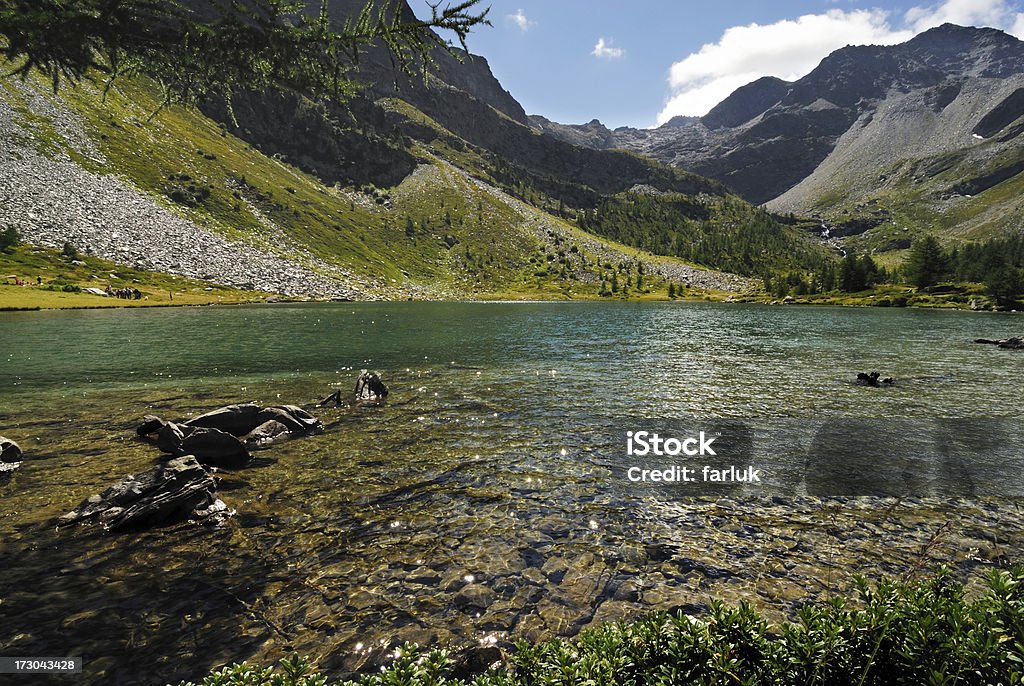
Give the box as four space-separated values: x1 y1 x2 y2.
408 0 1024 129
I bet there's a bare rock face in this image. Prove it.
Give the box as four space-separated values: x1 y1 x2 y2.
57 456 231 531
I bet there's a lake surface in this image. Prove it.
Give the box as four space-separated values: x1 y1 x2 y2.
1 302 1022 684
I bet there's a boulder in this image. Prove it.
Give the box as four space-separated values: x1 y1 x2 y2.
181 427 251 469
0 436 23 463
136 403 321 463
155 421 187 454
254 405 323 435
243 419 292 449
355 370 388 402
184 403 263 436
57 456 231 531
135 415 167 438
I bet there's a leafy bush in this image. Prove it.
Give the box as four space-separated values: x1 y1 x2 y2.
181 566 1024 686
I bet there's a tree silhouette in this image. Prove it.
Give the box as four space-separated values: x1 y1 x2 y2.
0 0 489 113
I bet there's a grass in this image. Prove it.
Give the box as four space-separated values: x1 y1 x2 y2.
5 72 740 302
177 565 1024 686
0 244 268 309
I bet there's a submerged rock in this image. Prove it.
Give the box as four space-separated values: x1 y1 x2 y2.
453 584 496 612
57 455 231 531
447 645 503 680
975 336 1024 349
0 436 22 463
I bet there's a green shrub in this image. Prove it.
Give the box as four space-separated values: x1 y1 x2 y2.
0 225 20 252
181 566 1024 686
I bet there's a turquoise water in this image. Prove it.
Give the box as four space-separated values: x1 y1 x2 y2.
3 301 1022 417
0 302 1022 684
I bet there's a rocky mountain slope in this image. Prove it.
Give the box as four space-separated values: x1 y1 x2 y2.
537 24 1024 248
1 1 827 302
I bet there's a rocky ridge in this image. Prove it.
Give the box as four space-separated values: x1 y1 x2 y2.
536 24 1024 216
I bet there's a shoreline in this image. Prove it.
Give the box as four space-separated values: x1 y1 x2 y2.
1 288 1018 313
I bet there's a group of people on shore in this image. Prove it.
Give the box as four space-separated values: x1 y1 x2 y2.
106 285 142 300
5 276 41 287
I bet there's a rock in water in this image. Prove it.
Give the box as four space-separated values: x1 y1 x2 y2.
254 405 324 435
0 460 21 486
155 421 187 454
975 336 1024 349
856 371 895 387
184 403 263 436
180 427 252 469
355 370 389 401
135 415 167 438
243 419 292 449
137 403 322 460
447 645 503 680
57 456 231 531
138 419 251 469
0 436 23 463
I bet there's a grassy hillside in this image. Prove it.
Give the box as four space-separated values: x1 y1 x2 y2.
0 68 837 305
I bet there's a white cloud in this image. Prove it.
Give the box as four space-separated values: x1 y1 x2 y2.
656 0 1024 125
906 0 1012 32
592 37 625 60
1013 12 1024 36
507 9 533 32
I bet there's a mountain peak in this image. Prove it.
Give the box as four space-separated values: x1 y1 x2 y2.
702 76 791 129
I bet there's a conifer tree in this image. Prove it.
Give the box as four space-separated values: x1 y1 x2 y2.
0 0 489 113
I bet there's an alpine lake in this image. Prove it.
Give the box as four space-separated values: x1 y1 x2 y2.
1 301 1022 685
